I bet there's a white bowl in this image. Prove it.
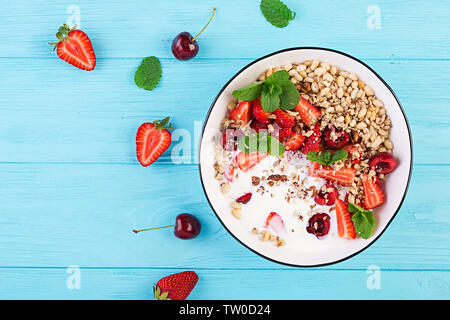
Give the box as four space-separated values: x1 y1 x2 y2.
199 47 412 267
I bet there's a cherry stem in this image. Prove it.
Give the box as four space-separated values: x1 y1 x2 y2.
192 7 216 42
133 225 175 234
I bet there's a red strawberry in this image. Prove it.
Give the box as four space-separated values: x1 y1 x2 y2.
49 24 96 71
301 124 321 154
252 98 271 123
308 161 321 177
274 109 295 128
154 271 198 300
335 198 356 239
310 165 356 186
278 127 292 141
295 97 321 127
342 144 361 164
224 163 235 182
221 128 244 151
230 101 251 125
362 173 385 209
285 132 305 151
236 152 267 172
264 212 286 234
136 117 173 167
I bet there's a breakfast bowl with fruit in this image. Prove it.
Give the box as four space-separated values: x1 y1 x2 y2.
199 47 412 267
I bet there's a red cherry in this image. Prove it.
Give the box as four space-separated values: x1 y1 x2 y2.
306 213 331 238
369 152 397 174
174 213 201 239
132 213 201 240
324 126 349 149
171 8 216 61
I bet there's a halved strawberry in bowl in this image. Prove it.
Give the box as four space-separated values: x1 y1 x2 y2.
294 97 322 127
308 163 356 186
236 152 268 172
252 98 272 123
301 124 322 154
335 198 356 239
362 173 385 209
230 101 251 125
264 212 286 235
274 109 295 128
284 132 305 151
136 117 173 167
342 144 361 164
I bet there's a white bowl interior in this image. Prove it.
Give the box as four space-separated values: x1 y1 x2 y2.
199 48 412 267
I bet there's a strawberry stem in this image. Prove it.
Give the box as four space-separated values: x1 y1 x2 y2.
192 8 216 42
133 225 176 233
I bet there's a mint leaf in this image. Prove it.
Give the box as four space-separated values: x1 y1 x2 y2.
134 56 162 91
278 80 300 110
237 133 285 157
260 0 295 28
265 70 290 84
331 149 348 163
307 151 329 166
232 81 263 101
261 84 281 112
350 203 375 239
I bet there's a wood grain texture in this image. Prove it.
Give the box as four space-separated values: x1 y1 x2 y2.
0 268 448 300
0 0 449 299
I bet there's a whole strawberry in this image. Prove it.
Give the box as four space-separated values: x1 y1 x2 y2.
154 271 198 300
49 24 96 71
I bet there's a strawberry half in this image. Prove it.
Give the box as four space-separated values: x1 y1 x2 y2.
274 109 295 128
264 212 286 235
309 164 356 186
230 101 251 125
335 198 356 239
362 173 385 209
236 152 267 172
252 98 271 123
49 24 96 71
136 117 173 167
301 124 321 154
342 144 361 164
295 97 322 127
285 132 305 151
154 271 198 300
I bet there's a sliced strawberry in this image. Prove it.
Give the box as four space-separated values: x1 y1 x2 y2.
224 163 235 182
250 120 269 132
285 132 306 151
301 124 321 154
221 128 244 151
136 118 173 167
252 98 271 123
230 101 251 125
335 198 356 239
50 24 96 71
295 97 321 127
264 212 286 235
342 144 361 164
278 127 292 141
274 109 295 128
308 161 321 177
313 165 356 186
362 173 385 209
236 152 268 172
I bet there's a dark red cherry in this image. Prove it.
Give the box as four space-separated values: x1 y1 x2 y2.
171 8 216 61
324 126 350 149
369 152 397 174
132 213 201 240
314 183 339 206
174 213 201 239
306 213 331 238
171 32 199 61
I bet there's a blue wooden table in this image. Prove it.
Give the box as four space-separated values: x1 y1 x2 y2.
0 0 449 299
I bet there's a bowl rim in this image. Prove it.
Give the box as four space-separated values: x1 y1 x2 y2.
198 47 413 268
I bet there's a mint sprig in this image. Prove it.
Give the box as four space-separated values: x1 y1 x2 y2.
260 0 295 28
348 203 375 239
134 56 162 91
232 70 300 113
307 150 348 166
237 133 285 157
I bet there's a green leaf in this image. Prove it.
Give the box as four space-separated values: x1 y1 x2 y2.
331 149 348 163
351 209 375 239
261 84 281 112
265 70 290 84
278 80 300 110
260 0 296 28
306 151 329 166
237 133 285 157
134 56 162 91
232 81 263 101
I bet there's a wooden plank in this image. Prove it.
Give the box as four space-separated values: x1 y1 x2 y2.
0 163 448 270
0 58 448 164
0 267 448 299
1 0 449 59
